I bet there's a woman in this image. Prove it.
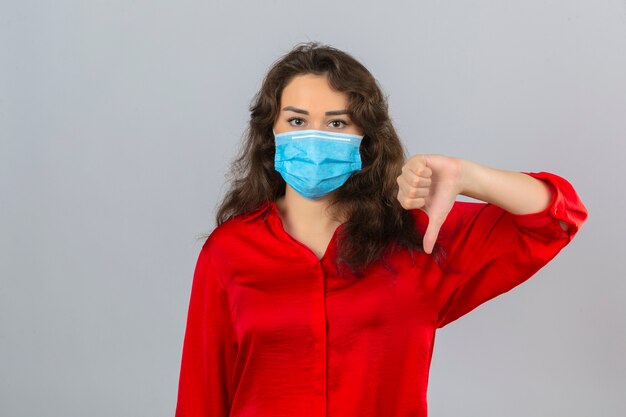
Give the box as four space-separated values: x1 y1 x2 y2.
175 42 588 417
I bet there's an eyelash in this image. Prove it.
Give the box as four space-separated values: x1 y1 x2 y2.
287 117 349 128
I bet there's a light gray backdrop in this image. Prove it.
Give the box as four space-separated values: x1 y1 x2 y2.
1 1 624 416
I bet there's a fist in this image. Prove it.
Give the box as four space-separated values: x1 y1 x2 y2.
396 154 463 254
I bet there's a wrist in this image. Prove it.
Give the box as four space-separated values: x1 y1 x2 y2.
457 158 486 199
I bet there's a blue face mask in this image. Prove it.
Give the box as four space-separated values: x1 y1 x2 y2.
273 129 364 200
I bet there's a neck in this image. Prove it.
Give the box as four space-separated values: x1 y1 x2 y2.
276 186 346 233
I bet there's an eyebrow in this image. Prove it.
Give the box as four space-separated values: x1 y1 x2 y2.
282 106 349 116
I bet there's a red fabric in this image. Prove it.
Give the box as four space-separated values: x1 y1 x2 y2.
175 171 588 417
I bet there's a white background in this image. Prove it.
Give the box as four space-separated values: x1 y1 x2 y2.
1 1 624 416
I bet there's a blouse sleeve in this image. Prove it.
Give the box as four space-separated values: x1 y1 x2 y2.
414 171 589 329
175 242 236 417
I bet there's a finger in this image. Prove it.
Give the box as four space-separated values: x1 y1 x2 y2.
398 171 432 190
397 187 426 209
397 177 430 199
401 164 420 184
399 196 426 210
423 214 444 255
407 160 433 178
406 186 430 199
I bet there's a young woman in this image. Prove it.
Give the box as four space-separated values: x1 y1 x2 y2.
175 42 588 417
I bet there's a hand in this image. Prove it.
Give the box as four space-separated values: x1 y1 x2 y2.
396 154 464 254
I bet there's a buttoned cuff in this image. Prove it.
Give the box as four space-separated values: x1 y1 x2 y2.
507 171 588 241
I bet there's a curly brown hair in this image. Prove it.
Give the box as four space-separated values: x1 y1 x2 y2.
212 41 441 276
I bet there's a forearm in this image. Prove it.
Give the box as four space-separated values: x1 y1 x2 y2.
457 158 553 215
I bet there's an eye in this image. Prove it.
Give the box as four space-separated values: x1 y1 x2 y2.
287 117 305 127
329 119 348 128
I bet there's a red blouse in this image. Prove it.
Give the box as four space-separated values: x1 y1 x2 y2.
175 171 588 417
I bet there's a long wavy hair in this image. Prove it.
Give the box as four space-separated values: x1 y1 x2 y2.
212 41 443 276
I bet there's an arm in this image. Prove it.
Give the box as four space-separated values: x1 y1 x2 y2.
396 154 579 253
175 243 236 417
458 158 569 231
399 154 589 328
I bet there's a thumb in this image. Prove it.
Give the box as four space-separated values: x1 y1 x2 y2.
423 213 444 255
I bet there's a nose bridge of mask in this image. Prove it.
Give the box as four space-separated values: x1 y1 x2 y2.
274 129 364 144
274 129 363 165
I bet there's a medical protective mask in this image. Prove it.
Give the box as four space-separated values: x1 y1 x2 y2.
273 129 364 200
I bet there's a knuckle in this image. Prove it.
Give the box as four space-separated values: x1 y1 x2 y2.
409 188 420 198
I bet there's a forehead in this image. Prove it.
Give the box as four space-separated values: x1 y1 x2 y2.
280 74 348 110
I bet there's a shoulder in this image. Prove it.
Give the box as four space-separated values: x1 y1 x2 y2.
200 201 274 258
